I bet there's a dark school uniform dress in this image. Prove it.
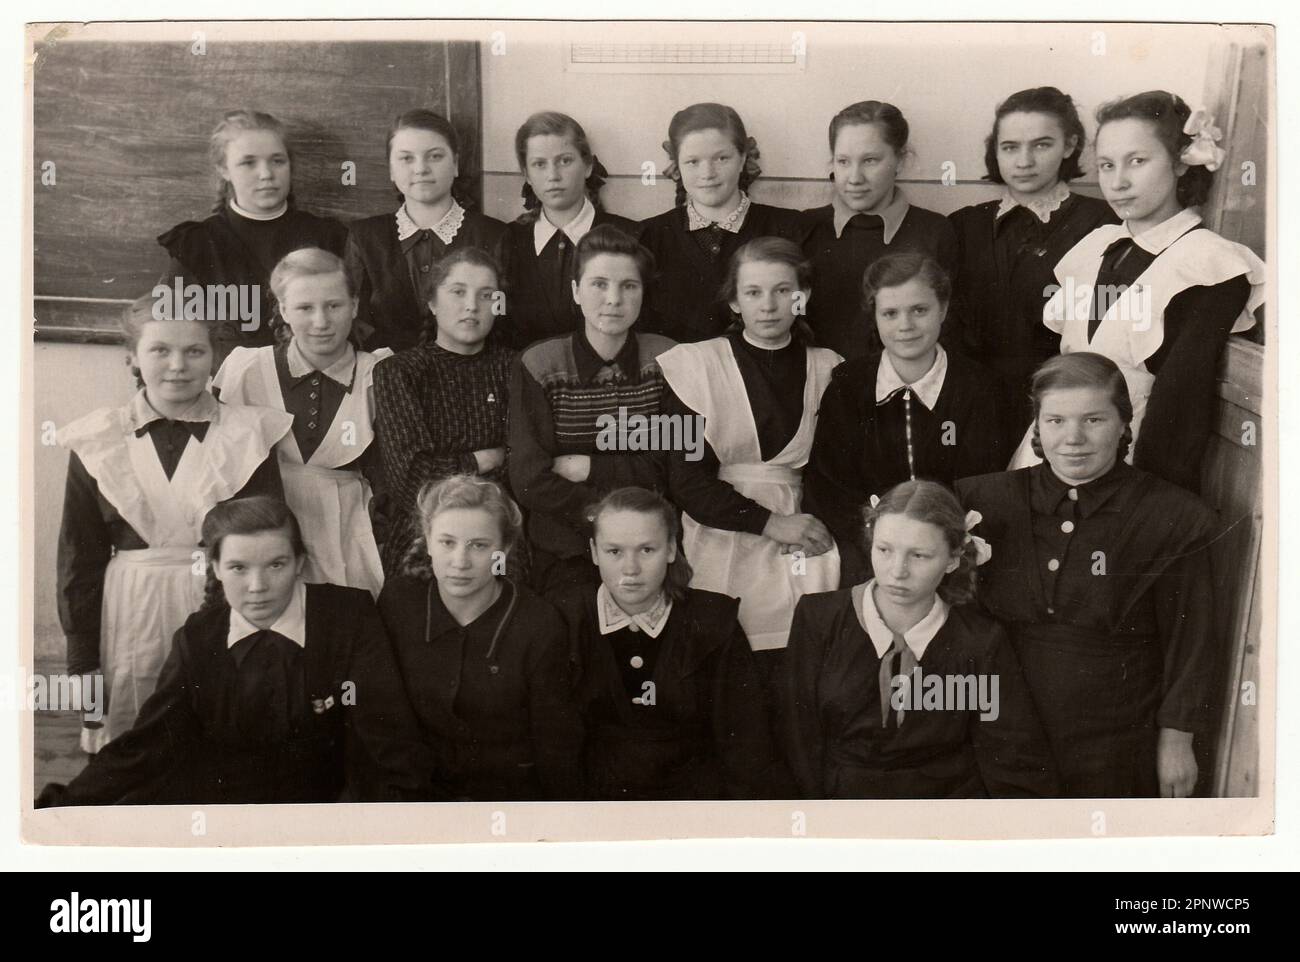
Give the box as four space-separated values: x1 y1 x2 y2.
947 188 1118 444
1016 207 1265 493
956 462 1221 797
37 583 433 805
803 346 1007 584
798 192 958 361
638 195 802 343
508 329 675 592
780 584 1059 798
345 201 507 353
551 584 784 800
495 204 641 348
158 203 348 368
377 575 583 801
373 341 515 575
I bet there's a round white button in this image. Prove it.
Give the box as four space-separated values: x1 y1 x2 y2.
630 655 644 669
628 623 640 633
1047 559 1061 572
1067 489 1079 501
1061 520 1075 533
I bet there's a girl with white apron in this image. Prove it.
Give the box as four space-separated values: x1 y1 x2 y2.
1009 213 1265 474
58 392 291 749
215 246 391 597
658 237 843 652
214 341 389 598
1010 96 1265 489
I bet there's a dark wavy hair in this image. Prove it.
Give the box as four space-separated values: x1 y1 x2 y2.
513 111 609 223
863 480 978 605
719 236 816 344
1028 352 1134 461
589 487 693 604
662 102 763 208
828 100 911 156
416 246 504 348
982 86 1087 184
573 223 656 288
1095 90 1213 208
386 108 475 209
199 497 306 612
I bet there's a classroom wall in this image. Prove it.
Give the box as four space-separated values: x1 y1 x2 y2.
479 21 1226 223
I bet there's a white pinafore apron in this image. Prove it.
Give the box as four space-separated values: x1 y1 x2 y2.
1009 222 1266 470
659 339 843 651
60 398 292 746
213 346 387 597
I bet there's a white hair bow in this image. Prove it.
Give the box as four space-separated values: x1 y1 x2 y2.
1180 108 1226 172
963 509 993 566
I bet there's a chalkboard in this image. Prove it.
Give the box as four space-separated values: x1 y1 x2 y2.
32 38 483 342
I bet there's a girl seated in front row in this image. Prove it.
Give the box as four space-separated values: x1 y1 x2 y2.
804 252 1007 584
660 237 841 657
214 248 388 598
780 480 1058 799
377 475 582 801
551 487 783 800
508 224 676 593
57 295 291 752
39 498 431 806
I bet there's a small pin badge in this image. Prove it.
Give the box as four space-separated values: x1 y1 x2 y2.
311 695 336 715
487 393 496 403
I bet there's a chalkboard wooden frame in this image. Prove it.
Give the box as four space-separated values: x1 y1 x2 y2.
32 38 484 344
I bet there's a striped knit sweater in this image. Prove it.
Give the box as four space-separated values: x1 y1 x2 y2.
509 330 676 559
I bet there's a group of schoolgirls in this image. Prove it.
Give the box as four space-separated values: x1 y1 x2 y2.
42 81 1263 805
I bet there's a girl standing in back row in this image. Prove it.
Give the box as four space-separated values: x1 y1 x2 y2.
1009 91 1265 492
948 87 1118 447
158 109 347 369
800 100 957 362
496 111 640 348
639 102 802 343
345 109 507 352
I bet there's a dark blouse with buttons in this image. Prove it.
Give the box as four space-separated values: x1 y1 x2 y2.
551 584 784 800
377 574 583 801
947 193 1118 444
272 346 354 466
637 203 803 343
956 462 1221 797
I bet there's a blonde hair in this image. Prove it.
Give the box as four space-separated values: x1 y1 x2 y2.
209 109 292 210
267 247 356 345
417 474 523 552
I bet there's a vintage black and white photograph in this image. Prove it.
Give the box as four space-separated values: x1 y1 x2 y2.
20 17 1275 845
